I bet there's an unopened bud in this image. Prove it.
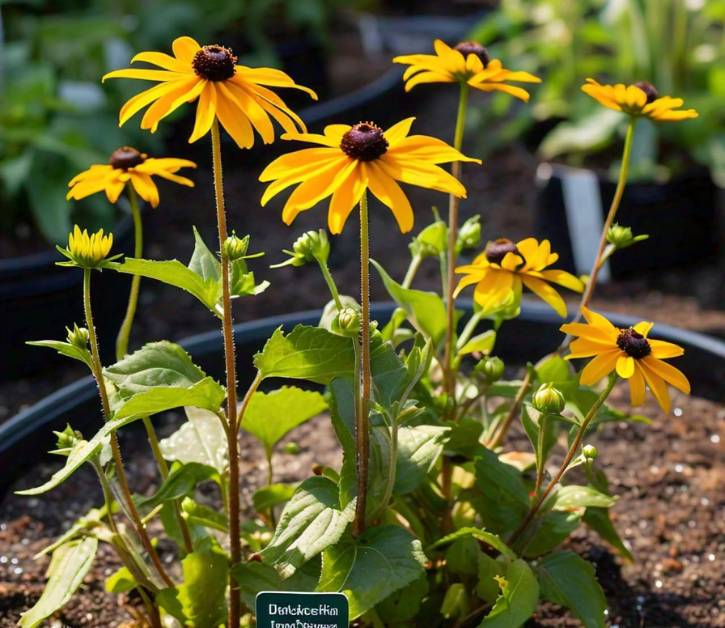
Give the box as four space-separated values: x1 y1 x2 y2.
53 424 82 451
476 356 505 382
409 221 446 259
532 383 565 414
582 444 598 459
333 306 360 337
457 215 481 252
223 233 249 260
282 442 301 455
293 230 329 264
66 323 89 349
606 223 648 250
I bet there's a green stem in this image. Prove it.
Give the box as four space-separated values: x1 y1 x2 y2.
456 311 483 350
533 413 548 495
485 371 532 450
402 254 422 289
115 185 143 361
353 192 371 537
82 270 173 588
376 414 399 521
318 260 342 310
509 375 617 546
210 120 242 628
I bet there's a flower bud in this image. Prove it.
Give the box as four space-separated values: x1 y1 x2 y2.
582 444 598 459
457 215 481 252
409 221 446 259
476 356 505 382
282 442 301 455
66 323 90 349
53 424 82 452
223 233 249 260
332 306 360 337
606 223 648 250
532 383 565 414
293 229 329 264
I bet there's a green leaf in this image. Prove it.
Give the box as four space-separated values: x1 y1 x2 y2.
19 537 98 628
188 226 220 283
376 575 429 623
156 547 228 628
242 386 327 450
473 450 530 533
232 560 320 609
137 463 218 509
159 407 227 473
253 483 297 514
477 552 505 604
113 378 226 419
254 325 354 384
105 565 136 594
231 258 269 298
523 510 581 558
428 527 515 560
441 583 468 619
318 525 427 620
371 260 447 344
535 355 573 385
395 425 449 495
552 485 616 510
260 476 354 578
458 330 496 356
583 507 633 562
479 559 538 628
444 418 484 459
537 551 607 628
26 340 92 370
181 498 228 533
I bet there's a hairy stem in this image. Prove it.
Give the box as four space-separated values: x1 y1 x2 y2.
210 120 242 628
116 185 143 360
353 192 371 537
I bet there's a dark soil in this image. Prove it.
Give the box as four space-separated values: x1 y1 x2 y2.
1 383 722 626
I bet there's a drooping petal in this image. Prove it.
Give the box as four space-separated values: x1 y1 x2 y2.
188 83 218 143
638 362 671 413
579 350 619 385
214 82 255 149
327 165 368 234
521 275 567 317
628 367 646 406
366 161 414 233
642 356 691 394
616 355 635 379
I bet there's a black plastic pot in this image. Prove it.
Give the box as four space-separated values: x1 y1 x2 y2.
1 299 723 495
534 163 720 278
0 215 134 381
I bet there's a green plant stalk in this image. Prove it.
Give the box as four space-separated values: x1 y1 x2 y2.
533 413 548 495
456 311 483 350
376 413 399 521
210 119 242 628
402 253 422 289
485 373 532 450
317 259 342 309
82 270 173 589
353 192 371 537
509 375 617 546
442 82 470 398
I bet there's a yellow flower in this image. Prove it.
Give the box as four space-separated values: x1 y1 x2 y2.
60 225 115 268
561 308 690 413
67 146 196 207
394 39 541 101
454 238 583 317
259 118 480 234
581 78 698 121
102 36 317 149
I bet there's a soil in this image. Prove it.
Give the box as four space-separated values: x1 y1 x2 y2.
0 383 722 626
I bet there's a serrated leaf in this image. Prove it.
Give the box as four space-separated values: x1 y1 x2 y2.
523 510 581 558
552 485 615 510
537 551 606 628
242 387 327 451
261 476 354 577
428 527 515 560
479 559 538 628
395 425 449 495
317 525 427 620
19 537 98 628
371 259 447 344
113 377 226 419
26 339 92 369
159 407 227 473
254 325 354 384
232 560 320 609
458 330 496 356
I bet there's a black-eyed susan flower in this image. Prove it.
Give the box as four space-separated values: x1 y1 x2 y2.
561 307 690 413
58 225 119 269
581 78 698 121
103 36 317 149
259 118 480 234
394 40 541 101
454 237 583 317
67 146 196 207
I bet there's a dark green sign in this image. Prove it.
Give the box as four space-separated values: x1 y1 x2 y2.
255 591 349 628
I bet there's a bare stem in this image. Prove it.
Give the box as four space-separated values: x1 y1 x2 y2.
116 185 143 360
485 371 532 450
353 192 371 537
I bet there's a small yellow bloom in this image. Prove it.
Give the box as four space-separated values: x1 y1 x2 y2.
561 308 690 413
62 225 114 268
581 78 698 121
103 36 317 149
454 238 583 317
67 146 196 207
259 118 480 234
394 39 541 101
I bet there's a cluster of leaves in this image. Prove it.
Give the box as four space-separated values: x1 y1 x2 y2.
19 213 646 627
468 0 725 185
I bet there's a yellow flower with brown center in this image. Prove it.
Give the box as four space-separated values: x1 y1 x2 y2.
454 237 583 317
102 36 317 148
67 147 196 207
581 78 698 121
561 308 690 413
259 117 481 234
394 39 541 101
59 225 115 269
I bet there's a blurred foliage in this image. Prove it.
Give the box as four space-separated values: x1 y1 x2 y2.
0 0 341 246
468 0 725 185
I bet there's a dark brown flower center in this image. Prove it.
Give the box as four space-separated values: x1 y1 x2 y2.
109 146 146 170
485 238 521 265
633 81 658 104
454 41 491 67
617 328 651 359
192 45 237 81
340 122 388 161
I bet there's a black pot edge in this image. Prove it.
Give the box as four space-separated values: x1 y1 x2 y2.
2 298 722 466
537 161 716 187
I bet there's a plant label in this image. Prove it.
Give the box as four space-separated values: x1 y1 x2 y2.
255 591 349 628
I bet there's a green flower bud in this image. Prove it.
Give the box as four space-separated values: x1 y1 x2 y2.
582 444 598 459
223 233 249 260
409 221 447 259
457 215 481 252
53 424 82 452
282 442 301 455
532 383 565 414
294 230 330 264
606 223 649 249
332 306 360 337
476 356 505 382
66 323 89 349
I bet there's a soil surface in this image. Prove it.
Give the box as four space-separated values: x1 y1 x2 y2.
1 384 722 626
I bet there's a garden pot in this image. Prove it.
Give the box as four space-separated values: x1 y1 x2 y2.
0 215 134 381
534 162 720 280
1 298 722 495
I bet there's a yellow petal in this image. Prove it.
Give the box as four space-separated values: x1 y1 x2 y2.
214 83 255 149
579 350 619 386
172 36 201 63
366 162 414 233
642 356 690 394
638 362 671 413
103 68 184 82
327 166 368 234
383 117 416 146
628 367 646 406
648 339 685 359
616 355 635 379
521 275 567 317
633 321 654 337
131 51 190 72
188 83 217 143
581 307 618 334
